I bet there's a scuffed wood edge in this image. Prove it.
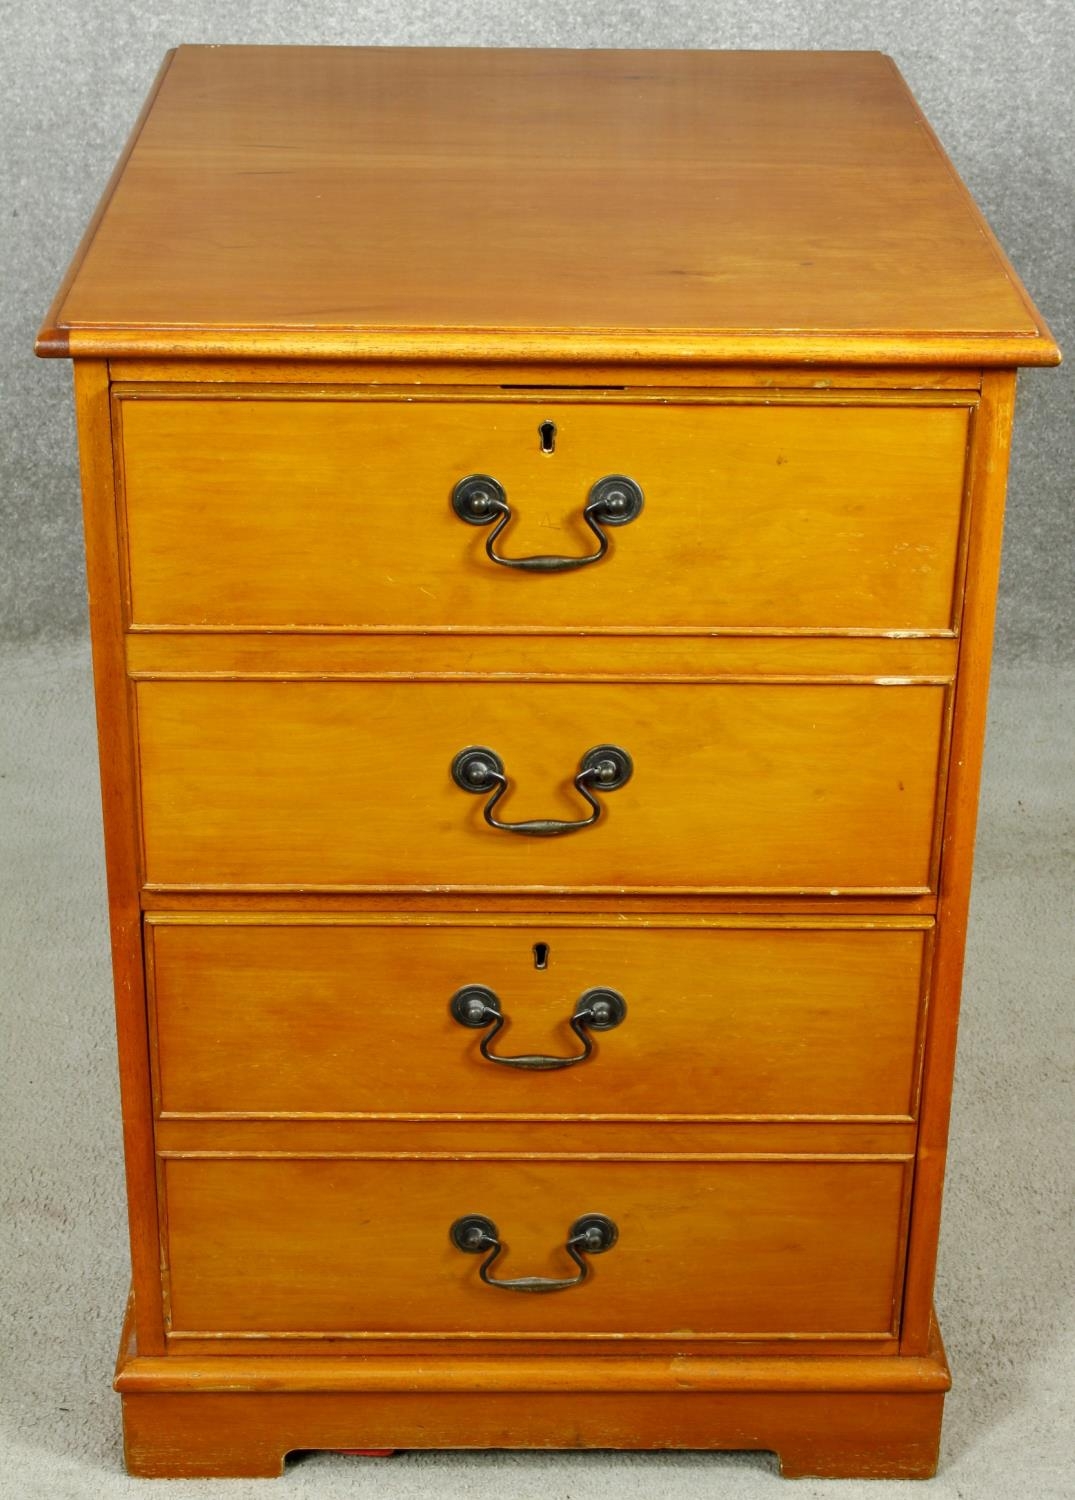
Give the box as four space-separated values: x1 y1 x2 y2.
35 51 176 358
48 326 1062 366
882 55 1061 365
75 361 167 1352
116 1342 951 1395
899 369 1018 1353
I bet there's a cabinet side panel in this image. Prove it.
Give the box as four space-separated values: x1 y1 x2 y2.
73 359 165 1352
899 368 1017 1354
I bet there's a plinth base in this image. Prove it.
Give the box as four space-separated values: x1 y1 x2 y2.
116 1306 949 1480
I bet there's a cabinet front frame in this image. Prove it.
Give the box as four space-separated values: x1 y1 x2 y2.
70 358 1017 1366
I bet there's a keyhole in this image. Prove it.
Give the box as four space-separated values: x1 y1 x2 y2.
533 942 550 970
538 420 556 454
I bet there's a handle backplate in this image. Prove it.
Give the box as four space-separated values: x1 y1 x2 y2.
449 1212 618 1292
450 744 632 837
450 983 627 1069
451 473 643 572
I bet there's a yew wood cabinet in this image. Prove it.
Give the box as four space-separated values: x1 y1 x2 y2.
37 46 1058 1480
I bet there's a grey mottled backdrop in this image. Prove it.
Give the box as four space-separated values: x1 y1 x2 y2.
3 2 1072 656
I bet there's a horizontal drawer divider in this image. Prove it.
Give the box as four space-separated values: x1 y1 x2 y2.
140 891 940 914
158 1328 901 1345
143 883 936 897
125 632 961 682
128 671 958 686
112 383 980 406
154 1123 919 1158
144 912 935 928
157 1151 915 1162
158 1112 918 1123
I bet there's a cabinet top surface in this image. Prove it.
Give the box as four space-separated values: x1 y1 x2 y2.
38 46 1058 366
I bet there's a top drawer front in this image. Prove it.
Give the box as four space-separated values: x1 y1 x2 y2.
116 392 971 633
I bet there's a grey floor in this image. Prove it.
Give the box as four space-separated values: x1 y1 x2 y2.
1 639 1072 1499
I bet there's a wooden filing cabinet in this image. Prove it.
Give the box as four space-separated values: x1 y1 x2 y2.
37 46 1059 1479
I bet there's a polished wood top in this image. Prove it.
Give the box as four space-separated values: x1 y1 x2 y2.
38 46 1058 365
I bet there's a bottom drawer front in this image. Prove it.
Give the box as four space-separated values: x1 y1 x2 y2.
163 1158 906 1338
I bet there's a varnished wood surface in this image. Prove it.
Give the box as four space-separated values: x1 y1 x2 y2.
140 889 941 916
118 1303 948 1390
165 1333 904 1360
108 358 986 389
114 390 972 633
123 1352 945 1390
160 1157 908 1337
899 369 1020 1353
37 36 1062 1484
119 1388 946 1478
115 1296 949 1476
64 358 1030 1477
73 363 166 1354
37 48 1058 366
153 1120 917 1157
124 633 960 678
134 680 949 893
147 917 929 1120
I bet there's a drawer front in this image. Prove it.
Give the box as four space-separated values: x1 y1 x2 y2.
149 919 928 1119
162 1157 907 1337
136 680 947 893
117 393 970 632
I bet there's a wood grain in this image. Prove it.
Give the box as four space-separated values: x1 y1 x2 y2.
119 1388 946 1478
146 917 928 1120
134 679 949 893
114 390 972 633
160 1156 908 1337
109 358 986 389
38 48 1058 366
152 1119 918 1158
35 53 177 359
115 1298 949 1477
121 1339 950 1393
124 633 961 678
139 888 941 916
38 39 1061 1482
73 362 166 1354
899 369 1020 1353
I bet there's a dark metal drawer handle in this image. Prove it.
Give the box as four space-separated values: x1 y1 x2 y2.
450 1212 618 1292
450 984 627 1070
450 744 632 837
452 473 644 572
